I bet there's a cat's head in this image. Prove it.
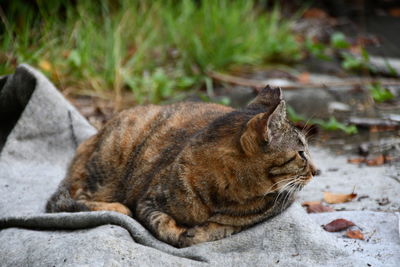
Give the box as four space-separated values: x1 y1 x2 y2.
239 85 317 193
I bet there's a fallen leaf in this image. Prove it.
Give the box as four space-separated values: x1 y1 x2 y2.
302 201 334 213
366 154 385 166
297 72 310 84
323 192 357 204
384 155 395 163
355 36 380 47
347 157 365 164
302 201 321 206
303 8 329 19
349 44 362 54
389 8 400 17
38 60 52 72
323 218 355 232
369 125 398 133
346 229 364 240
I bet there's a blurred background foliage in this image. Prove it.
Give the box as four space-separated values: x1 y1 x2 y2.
0 0 301 105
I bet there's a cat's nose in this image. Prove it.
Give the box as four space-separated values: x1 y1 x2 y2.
312 169 321 176
309 163 320 176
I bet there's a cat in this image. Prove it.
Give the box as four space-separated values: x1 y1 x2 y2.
46 85 317 248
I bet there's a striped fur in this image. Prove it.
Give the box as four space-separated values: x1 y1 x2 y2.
46 86 317 247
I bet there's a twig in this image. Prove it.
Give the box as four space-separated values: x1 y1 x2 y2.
207 71 400 92
349 117 400 127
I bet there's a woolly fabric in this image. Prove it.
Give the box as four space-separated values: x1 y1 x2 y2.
0 65 398 266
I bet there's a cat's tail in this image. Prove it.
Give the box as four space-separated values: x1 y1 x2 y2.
45 183 89 213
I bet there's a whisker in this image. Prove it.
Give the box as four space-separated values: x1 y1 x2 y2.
264 177 297 196
304 126 317 139
281 184 296 212
279 178 303 212
272 179 297 210
301 113 318 133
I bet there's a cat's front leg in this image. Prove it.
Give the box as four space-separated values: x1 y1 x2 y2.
178 222 241 247
136 201 187 247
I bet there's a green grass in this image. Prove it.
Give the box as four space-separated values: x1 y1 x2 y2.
1 0 301 104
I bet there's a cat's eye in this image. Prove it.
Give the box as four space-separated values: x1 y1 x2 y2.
298 151 307 160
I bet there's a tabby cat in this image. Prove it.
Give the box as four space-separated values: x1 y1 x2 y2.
46 85 317 247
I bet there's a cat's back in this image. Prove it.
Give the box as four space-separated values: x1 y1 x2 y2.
83 102 233 182
116 101 234 144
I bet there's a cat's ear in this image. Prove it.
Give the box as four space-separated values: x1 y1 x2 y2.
247 85 282 111
240 112 269 156
265 100 288 143
240 100 287 155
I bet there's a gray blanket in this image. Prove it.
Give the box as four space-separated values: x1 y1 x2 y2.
0 65 398 266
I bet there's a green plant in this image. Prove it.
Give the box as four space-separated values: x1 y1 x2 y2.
330 32 350 49
341 48 376 73
383 58 398 77
287 105 307 122
305 38 331 61
313 117 358 134
1 0 301 104
304 31 351 62
287 106 358 134
367 82 395 103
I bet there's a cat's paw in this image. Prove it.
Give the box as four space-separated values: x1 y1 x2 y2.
107 203 132 216
178 226 210 248
91 202 132 216
177 223 237 247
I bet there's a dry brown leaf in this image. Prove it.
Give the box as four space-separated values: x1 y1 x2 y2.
302 201 321 206
346 229 364 240
366 155 385 166
389 8 400 17
323 192 357 204
297 72 310 84
369 125 398 133
347 157 365 164
384 155 395 163
302 201 334 213
323 218 355 232
38 60 53 72
303 8 329 19
349 44 362 54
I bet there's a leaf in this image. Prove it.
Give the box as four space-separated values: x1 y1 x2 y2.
297 72 310 84
367 82 394 103
366 154 385 166
331 32 350 49
323 218 355 232
302 201 334 213
346 229 364 240
303 8 328 19
302 201 321 206
217 96 231 106
389 8 400 17
323 192 357 204
68 50 82 68
361 47 370 61
287 106 307 123
347 157 365 164
305 38 331 61
38 60 53 72
313 117 358 134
